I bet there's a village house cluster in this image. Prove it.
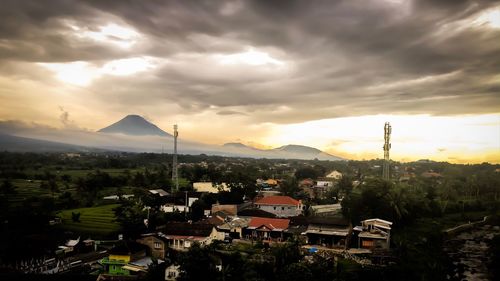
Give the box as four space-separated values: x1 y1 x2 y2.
92 187 393 279
44 170 400 280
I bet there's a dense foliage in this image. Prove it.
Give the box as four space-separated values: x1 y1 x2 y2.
0 152 499 279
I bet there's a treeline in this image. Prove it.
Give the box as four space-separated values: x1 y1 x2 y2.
155 240 385 281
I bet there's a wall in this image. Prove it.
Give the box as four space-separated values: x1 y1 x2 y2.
257 204 302 217
136 236 165 259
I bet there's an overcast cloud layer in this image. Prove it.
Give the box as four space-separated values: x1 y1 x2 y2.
1 0 499 120
0 0 499 162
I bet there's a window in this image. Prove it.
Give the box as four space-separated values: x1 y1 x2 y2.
281 207 285 210
273 206 276 210
362 240 374 248
154 242 161 249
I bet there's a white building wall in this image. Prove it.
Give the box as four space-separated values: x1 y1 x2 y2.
257 204 303 217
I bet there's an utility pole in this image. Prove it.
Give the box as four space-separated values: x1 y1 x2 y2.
383 122 392 180
172 124 179 193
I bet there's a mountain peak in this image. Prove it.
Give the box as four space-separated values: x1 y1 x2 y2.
124 114 144 119
98 115 171 137
223 142 250 148
273 144 322 154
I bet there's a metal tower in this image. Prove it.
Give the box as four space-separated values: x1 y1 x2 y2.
383 122 392 180
172 124 179 193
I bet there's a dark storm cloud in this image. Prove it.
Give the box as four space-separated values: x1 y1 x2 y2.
1 0 499 124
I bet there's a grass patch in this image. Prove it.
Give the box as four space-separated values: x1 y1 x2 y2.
57 204 121 238
6 179 75 206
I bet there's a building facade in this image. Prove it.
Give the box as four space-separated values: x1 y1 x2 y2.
254 196 304 217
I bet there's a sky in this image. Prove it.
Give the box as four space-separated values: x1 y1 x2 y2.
0 0 499 163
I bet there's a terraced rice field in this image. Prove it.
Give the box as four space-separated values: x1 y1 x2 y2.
57 204 121 237
7 179 76 206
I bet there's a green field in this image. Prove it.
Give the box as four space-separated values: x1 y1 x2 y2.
57 204 122 237
5 179 137 206
6 179 76 206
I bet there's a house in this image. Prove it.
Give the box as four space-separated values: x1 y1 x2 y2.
283 216 309 239
399 172 415 182
421 170 442 179
304 217 352 249
238 208 276 218
100 241 148 276
254 196 304 217
122 256 156 275
299 178 314 188
158 222 223 251
149 189 169 197
193 182 229 193
244 217 290 242
137 234 169 259
265 179 279 187
310 204 342 216
211 204 237 216
316 180 334 188
165 264 181 281
103 194 134 200
217 217 251 239
161 192 201 213
259 190 282 197
325 170 342 180
64 237 80 253
356 218 392 249
199 215 225 227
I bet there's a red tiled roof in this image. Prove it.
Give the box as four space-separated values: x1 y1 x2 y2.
254 196 300 206
248 217 290 230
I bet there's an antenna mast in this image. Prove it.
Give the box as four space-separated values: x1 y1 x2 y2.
172 124 179 193
383 122 392 180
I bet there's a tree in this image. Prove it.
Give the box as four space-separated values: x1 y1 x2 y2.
342 178 413 224
337 175 353 196
280 176 299 197
294 167 320 180
48 178 59 197
279 262 313 281
0 179 17 195
178 243 219 281
271 239 302 272
71 212 81 222
190 199 206 221
58 191 77 209
219 251 245 281
142 259 166 281
60 174 72 183
113 199 147 236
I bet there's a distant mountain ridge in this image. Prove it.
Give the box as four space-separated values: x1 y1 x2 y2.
0 115 344 161
273 144 322 154
222 142 343 161
98 115 171 136
0 133 104 153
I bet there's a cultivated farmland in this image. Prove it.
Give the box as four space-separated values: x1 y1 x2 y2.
57 204 121 238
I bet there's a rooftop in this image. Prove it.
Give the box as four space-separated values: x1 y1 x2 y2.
238 208 276 218
248 217 290 230
254 195 300 206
